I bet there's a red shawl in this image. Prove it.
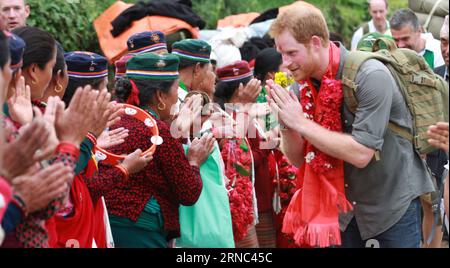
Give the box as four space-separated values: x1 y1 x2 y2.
282 42 352 247
46 159 107 248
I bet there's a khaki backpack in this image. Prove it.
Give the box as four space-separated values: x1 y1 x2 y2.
342 38 449 155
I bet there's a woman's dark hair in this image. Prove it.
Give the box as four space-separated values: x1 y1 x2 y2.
178 58 208 70
53 42 66 76
115 78 175 105
12 26 56 70
214 77 251 109
253 48 282 82
63 77 106 106
0 31 10 70
239 37 272 63
329 32 344 44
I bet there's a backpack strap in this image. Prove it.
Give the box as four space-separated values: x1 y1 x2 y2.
342 51 391 113
343 51 415 142
342 51 386 161
386 122 413 142
362 22 370 35
342 50 414 160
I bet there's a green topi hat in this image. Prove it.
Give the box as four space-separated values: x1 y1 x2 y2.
126 53 179 81
171 39 211 64
357 32 394 52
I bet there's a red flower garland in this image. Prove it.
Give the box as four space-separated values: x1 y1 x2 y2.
282 42 352 248
300 76 343 174
271 152 299 248
221 139 254 243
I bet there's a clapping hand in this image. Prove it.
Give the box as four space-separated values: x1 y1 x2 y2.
266 79 303 131
428 122 449 152
55 86 97 146
7 74 32 125
12 163 74 213
0 108 51 180
174 94 203 136
234 78 262 104
97 127 129 149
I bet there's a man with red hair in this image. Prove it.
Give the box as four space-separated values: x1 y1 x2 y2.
267 2 434 248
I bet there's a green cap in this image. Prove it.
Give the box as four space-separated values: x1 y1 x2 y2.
126 53 179 80
357 32 394 52
171 39 211 63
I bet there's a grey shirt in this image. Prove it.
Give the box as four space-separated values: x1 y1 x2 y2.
333 44 435 239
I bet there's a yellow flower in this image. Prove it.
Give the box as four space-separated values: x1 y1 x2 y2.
274 72 295 89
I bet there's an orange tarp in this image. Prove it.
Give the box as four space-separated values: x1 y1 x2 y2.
94 1 199 63
217 12 260 29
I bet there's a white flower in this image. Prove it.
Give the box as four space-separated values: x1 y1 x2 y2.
144 118 153 127
303 113 310 119
305 151 315 163
324 163 333 169
151 135 164 145
124 107 137 116
305 103 313 110
95 151 107 161
305 90 312 98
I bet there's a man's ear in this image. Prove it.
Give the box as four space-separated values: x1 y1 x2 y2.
25 5 31 18
418 25 424 34
311 35 323 49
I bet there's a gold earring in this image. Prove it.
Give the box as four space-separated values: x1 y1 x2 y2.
157 102 166 111
31 79 37 85
54 84 63 93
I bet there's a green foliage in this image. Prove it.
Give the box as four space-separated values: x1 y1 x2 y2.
193 0 407 47
27 0 122 53
27 0 408 53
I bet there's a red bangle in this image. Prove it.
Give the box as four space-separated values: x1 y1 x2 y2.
56 142 81 159
115 164 129 181
86 133 97 146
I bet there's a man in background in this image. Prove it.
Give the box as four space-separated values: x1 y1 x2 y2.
0 0 29 31
351 0 390 51
390 8 444 70
435 15 449 82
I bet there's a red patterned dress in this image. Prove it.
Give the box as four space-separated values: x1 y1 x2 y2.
98 114 203 241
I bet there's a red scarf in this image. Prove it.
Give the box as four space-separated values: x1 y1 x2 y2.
282 42 352 248
46 159 107 248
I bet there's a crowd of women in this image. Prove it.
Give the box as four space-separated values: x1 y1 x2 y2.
0 13 306 247
0 0 448 249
